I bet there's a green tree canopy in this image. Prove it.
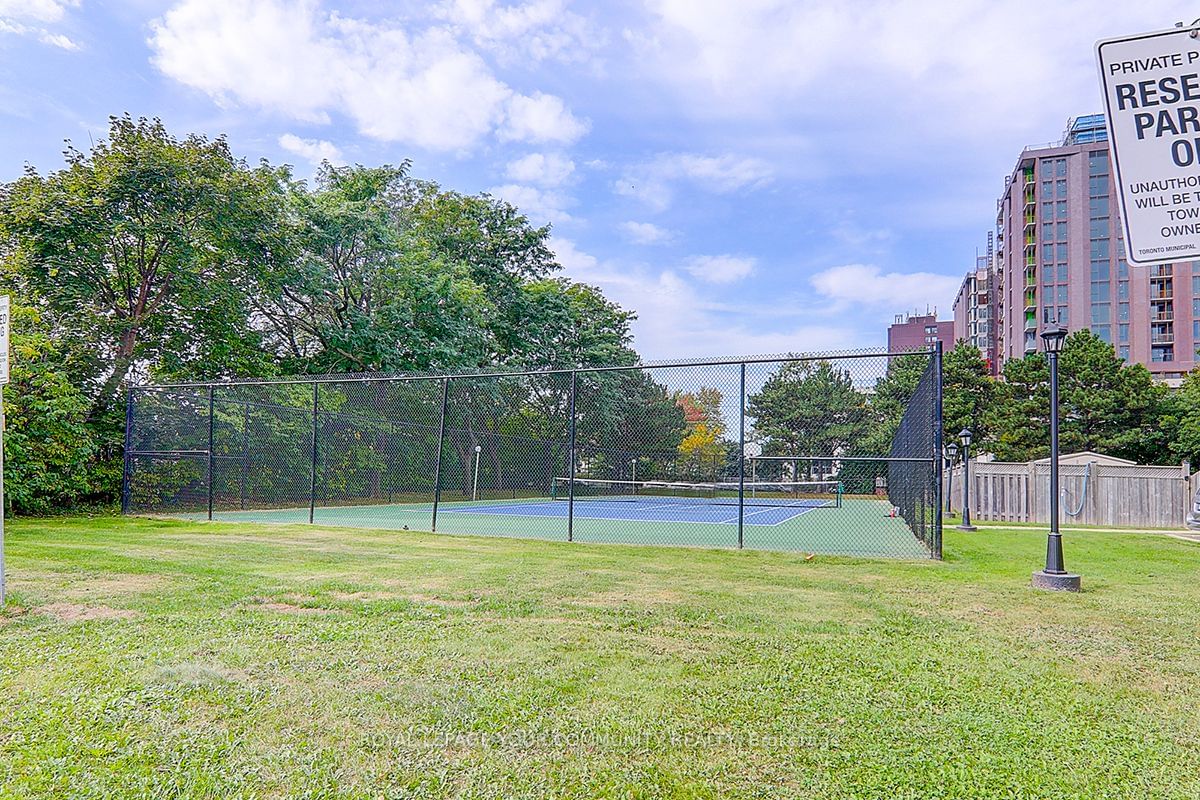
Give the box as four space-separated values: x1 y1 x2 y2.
0 114 286 412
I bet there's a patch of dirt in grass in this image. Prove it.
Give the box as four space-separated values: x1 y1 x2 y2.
36 603 140 622
62 573 167 598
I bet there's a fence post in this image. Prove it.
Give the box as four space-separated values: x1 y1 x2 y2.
121 387 134 515
309 382 319 524
431 377 450 532
567 370 577 542
207 385 215 522
932 343 944 558
738 362 746 549
240 400 249 510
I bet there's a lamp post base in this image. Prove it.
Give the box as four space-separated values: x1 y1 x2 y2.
956 524 978 532
1031 570 1081 592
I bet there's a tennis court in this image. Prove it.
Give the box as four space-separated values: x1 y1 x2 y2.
131 350 943 560
182 479 932 557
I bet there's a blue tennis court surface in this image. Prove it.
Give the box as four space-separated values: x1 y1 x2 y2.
449 499 817 526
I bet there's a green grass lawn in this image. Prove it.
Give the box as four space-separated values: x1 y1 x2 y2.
1 518 1198 799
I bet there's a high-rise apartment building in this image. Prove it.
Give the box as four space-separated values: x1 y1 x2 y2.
952 248 996 373
887 312 954 353
993 114 1197 383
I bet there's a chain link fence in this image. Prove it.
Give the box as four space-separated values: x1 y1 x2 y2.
124 349 943 558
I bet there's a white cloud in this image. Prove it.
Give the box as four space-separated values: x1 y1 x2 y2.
810 263 961 312
552 237 861 360
0 0 76 23
615 152 772 211
501 91 589 144
505 152 575 187
684 254 755 284
279 133 344 166
0 0 79 48
487 183 572 226
148 0 586 152
631 0 1191 148
435 0 599 64
619 221 675 245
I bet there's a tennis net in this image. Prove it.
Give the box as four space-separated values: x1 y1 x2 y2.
551 477 842 508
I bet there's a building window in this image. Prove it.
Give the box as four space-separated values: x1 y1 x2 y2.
1092 324 1112 342
1193 274 1200 295
1193 298 1200 317
1043 223 1054 241
1090 282 1110 302
1057 264 1069 282
1152 347 1174 362
1118 281 1129 300
1089 152 1109 175
1119 323 1129 342
1042 244 1054 263
1195 320 1200 341
1056 242 1068 261
1091 303 1110 323
1090 196 1110 216
1090 239 1110 260
1118 259 1129 279
1057 201 1068 219
1090 260 1110 280
1119 302 1130 321
1089 217 1109 237
1042 181 1054 200
1089 175 1109 196
1057 285 1069 303
1042 203 1054 222
1043 270 1054 287
1057 306 1069 325
1119 345 1130 360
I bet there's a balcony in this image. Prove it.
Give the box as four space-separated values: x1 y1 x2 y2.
1153 311 1174 322
1023 289 1036 312
1150 265 1173 278
1024 253 1036 268
1024 233 1036 247
1152 334 1175 345
1023 213 1036 226
1150 288 1174 300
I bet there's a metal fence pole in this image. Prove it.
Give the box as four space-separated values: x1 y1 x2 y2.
932 343 944 559
207 385 215 522
309 382 319 524
567 370 577 542
240 399 249 510
121 388 134 515
738 363 746 549
431 377 449 532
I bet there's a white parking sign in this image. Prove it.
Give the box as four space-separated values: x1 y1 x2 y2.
1097 27 1200 265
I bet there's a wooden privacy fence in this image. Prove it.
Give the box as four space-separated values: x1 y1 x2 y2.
947 461 1196 529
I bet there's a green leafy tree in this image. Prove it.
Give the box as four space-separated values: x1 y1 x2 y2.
1167 370 1200 469
1 304 102 513
943 342 996 446
748 360 869 477
0 114 285 411
253 164 492 374
988 331 1170 463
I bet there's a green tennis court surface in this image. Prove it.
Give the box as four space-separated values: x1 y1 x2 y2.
176 494 933 558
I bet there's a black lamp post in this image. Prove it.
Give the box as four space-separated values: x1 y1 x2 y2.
944 442 960 513
956 428 977 531
1033 325 1081 591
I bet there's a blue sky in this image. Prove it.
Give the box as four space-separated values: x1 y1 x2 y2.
0 1 1192 360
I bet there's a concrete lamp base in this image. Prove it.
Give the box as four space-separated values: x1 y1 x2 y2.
1031 571 1082 592
956 524 978 532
